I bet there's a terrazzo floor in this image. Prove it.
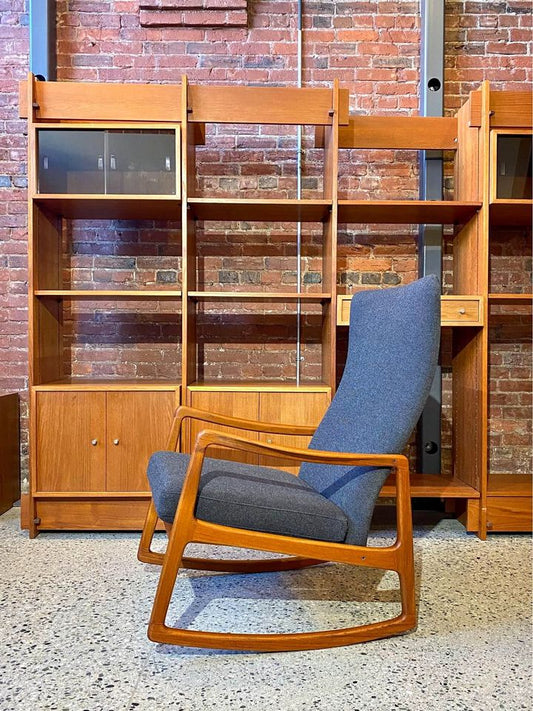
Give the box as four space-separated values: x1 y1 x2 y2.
0 506 531 711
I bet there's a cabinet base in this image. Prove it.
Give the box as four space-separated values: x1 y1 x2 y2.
33 498 166 532
466 497 532 533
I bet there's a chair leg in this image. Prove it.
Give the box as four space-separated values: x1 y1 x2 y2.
397 537 417 630
137 500 164 565
148 517 191 641
394 457 417 630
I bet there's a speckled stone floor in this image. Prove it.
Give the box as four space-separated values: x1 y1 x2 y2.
0 506 531 711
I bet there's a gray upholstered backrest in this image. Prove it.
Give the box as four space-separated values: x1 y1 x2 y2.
299 275 441 545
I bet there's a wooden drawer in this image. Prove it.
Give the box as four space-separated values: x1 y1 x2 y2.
337 294 482 327
440 296 482 326
337 295 352 326
467 497 532 533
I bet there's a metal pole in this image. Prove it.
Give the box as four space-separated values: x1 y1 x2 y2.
295 0 303 384
29 0 57 81
418 0 445 474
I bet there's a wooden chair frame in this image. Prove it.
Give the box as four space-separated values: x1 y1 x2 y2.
138 406 416 651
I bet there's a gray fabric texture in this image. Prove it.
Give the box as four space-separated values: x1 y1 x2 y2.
299 275 441 545
147 451 349 542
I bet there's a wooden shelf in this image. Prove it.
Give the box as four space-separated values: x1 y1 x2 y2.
32 491 152 498
490 200 532 226
33 379 181 391
189 291 331 301
34 195 181 220
488 474 532 497
188 198 332 222
34 290 182 300
187 381 331 392
380 473 480 499
338 200 481 225
488 293 532 305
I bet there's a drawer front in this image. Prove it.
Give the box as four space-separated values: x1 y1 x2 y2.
441 297 482 326
337 295 352 326
337 294 482 327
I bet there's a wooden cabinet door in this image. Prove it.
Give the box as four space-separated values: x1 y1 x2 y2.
106 391 176 492
188 390 259 465
36 391 106 492
258 391 330 473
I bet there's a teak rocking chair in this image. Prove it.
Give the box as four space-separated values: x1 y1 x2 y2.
138 276 441 651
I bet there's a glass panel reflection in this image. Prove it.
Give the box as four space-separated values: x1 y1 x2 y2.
38 130 105 194
37 129 176 195
496 134 532 200
107 131 176 195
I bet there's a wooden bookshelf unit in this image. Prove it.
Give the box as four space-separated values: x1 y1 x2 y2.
21 76 531 537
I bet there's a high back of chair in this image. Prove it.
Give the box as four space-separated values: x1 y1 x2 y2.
299 275 441 545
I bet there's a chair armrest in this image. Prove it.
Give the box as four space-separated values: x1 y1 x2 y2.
164 405 317 451
198 429 404 469
173 428 409 528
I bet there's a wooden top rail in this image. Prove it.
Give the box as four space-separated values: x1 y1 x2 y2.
20 80 349 127
19 80 183 122
469 90 533 128
187 85 349 125
329 116 458 150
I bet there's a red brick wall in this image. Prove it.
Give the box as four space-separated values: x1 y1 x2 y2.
0 1 531 477
488 229 532 475
0 0 31 475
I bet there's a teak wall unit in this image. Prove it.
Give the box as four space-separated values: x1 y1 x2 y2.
458 84 532 536
21 76 532 538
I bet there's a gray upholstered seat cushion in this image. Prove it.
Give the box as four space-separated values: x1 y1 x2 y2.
148 451 349 543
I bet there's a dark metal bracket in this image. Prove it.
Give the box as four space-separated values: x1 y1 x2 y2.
418 0 445 474
29 0 57 81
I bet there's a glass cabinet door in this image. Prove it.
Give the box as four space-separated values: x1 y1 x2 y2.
496 134 532 200
38 130 105 194
37 129 177 195
106 130 176 195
